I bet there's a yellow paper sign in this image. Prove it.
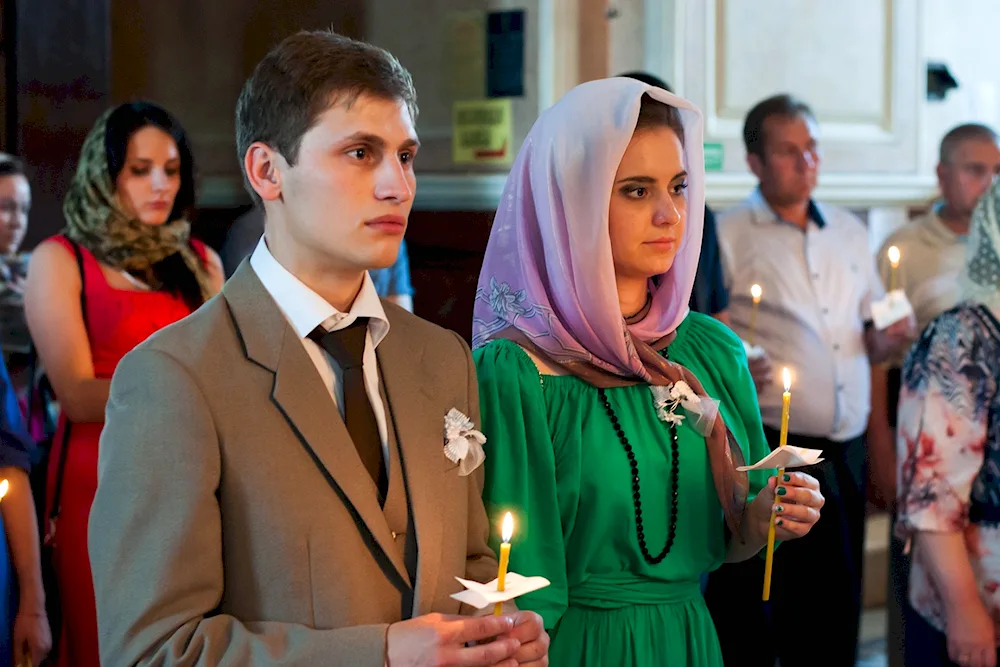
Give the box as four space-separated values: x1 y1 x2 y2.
453 99 513 165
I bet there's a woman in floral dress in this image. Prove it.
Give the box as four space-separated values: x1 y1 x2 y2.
897 176 1000 667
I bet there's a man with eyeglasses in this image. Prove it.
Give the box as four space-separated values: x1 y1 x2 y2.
704 93 914 667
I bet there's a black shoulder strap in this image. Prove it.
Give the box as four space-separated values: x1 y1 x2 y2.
48 239 87 526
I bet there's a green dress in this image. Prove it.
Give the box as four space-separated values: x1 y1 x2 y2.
474 313 772 667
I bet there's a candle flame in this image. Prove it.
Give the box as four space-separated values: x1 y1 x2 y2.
887 246 900 267
750 284 762 301
501 512 514 543
0 479 8 501
782 367 792 392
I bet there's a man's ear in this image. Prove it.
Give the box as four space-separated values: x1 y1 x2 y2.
747 153 765 181
244 142 285 202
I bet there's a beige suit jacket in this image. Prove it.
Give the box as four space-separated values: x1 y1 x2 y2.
88 263 499 666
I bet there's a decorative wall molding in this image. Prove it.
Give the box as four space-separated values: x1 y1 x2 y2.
685 0 924 175
635 0 932 185
642 0 685 94
704 0 902 142
702 172 938 209
413 173 509 211
199 170 937 212
408 171 938 212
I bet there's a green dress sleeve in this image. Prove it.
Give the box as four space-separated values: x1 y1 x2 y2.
722 331 773 506
473 339 569 629
673 313 775 558
681 314 772 499
726 338 782 554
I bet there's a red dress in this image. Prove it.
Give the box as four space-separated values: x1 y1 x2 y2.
44 235 207 667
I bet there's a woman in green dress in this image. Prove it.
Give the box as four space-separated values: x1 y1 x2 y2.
471 78 825 666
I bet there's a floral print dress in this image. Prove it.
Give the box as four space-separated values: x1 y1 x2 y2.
896 302 1000 638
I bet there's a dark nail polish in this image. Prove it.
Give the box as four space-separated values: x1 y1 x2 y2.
777 487 787 496
775 505 784 513
776 519 784 526
783 473 791 482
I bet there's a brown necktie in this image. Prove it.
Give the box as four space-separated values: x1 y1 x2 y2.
309 318 387 502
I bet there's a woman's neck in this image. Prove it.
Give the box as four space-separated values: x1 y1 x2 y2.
618 276 649 319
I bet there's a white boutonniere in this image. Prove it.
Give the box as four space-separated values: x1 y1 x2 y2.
444 408 487 476
651 381 708 428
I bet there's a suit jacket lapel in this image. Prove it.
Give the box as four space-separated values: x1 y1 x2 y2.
377 321 444 616
223 264 411 588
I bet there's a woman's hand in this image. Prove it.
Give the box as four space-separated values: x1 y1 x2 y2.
13 607 51 667
750 471 824 541
946 598 996 667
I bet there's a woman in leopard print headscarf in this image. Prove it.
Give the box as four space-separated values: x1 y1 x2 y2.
22 101 223 667
61 105 217 304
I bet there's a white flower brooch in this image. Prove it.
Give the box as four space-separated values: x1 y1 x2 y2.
651 381 700 425
650 381 720 437
444 408 487 476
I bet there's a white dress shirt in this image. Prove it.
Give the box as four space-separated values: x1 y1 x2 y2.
250 237 392 468
718 189 885 442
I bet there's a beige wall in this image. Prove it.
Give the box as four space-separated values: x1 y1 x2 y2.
873 0 1000 249
924 0 1000 170
110 0 559 198
111 0 365 206
366 0 545 174
608 0 644 77
106 0 616 205
103 1 1000 210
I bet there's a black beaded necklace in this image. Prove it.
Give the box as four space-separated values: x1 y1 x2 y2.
597 354 680 565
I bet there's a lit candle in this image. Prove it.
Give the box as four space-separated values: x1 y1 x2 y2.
887 246 901 293
494 512 514 615
749 284 762 346
778 367 791 448
763 368 792 601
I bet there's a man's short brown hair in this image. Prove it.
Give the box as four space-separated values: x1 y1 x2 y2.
742 94 816 159
235 30 418 206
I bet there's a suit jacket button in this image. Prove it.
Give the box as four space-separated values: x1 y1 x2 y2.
391 531 398 539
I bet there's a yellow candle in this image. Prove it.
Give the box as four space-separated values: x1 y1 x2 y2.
763 368 792 601
778 368 791 448
888 246 901 293
749 284 762 346
494 512 513 615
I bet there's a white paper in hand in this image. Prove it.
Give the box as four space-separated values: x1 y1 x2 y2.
870 290 915 330
450 572 552 609
736 445 824 471
742 339 766 360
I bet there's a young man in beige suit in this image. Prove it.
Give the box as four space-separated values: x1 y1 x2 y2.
87 30 548 667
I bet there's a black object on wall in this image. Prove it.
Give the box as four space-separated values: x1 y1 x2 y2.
927 62 959 102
